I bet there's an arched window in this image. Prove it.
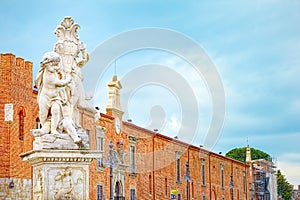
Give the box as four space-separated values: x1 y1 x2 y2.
18 107 26 140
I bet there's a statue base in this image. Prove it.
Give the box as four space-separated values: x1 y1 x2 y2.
20 150 102 200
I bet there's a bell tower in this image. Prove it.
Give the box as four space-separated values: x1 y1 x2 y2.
106 75 124 120
246 144 252 164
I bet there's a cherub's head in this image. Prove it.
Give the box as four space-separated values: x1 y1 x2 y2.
40 51 61 72
65 167 72 175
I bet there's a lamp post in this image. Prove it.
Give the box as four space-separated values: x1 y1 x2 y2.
184 161 192 200
230 173 234 200
106 140 118 200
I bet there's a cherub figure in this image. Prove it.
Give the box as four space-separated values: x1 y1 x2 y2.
35 51 71 135
57 102 81 143
54 167 75 199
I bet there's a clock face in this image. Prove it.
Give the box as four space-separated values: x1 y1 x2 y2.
115 117 121 134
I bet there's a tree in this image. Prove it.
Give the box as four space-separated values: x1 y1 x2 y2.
277 170 293 200
225 147 271 163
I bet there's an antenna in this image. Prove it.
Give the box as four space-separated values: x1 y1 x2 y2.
246 137 249 146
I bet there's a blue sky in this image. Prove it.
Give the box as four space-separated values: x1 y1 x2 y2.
1 0 299 187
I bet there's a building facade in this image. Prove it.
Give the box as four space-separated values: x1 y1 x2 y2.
251 159 277 200
293 185 300 200
1 52 255 199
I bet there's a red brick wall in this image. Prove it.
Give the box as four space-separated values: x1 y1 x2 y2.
92 114 252 200
0 53 34 179
1 53 252 200
0 53 13 177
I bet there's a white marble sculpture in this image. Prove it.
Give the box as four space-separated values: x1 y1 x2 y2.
35 51 72 136
54 16 95 128
31 17 97 150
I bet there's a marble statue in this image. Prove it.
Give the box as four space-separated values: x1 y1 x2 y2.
22 16 104 200
30 17 98 150
35 51 71 136
54 16 95 128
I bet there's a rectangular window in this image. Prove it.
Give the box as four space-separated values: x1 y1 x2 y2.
202 194 206 200
97 185 104 200
165 177 168 196
96 137 104 169
99 137 104 151
130 145 136 174
178 193 181 200
192 181 194 198
243 170 246 193
149 174 152 194
130 189 136 200
96 128 105 171
176 151 181 183
201 158 206 186
221 163 224 189
176 158 180 182
96 126 105 151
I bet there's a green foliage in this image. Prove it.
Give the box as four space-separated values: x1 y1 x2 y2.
277 170 293 200
226 148 293 200
225 147 246 162
225 147 271 163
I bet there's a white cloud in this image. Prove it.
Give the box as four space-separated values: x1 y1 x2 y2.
278 160 300 189
168 116 180 131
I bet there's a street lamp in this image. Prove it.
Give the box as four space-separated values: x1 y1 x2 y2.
230 173 234 200
106 140 118 200
184 161 192 200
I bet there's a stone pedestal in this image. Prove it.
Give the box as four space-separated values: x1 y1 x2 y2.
20 150 102 200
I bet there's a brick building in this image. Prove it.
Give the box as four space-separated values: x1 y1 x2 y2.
0 53 35 199
1 52 253 199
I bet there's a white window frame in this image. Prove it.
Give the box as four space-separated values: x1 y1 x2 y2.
175 151 182 183
201 158 206 186
129 136 137 175
220 163 225 189
96 126 105 171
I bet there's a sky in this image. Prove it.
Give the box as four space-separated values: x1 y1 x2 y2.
1 0 299 188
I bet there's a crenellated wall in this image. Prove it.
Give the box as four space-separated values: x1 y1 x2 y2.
0 53 35 198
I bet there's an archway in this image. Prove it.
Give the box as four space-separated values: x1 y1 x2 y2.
114 181 124 200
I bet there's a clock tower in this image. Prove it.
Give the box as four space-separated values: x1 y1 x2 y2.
106 75 124 120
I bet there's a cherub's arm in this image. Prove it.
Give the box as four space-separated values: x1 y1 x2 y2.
77 42 89 67
55 75 71 87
